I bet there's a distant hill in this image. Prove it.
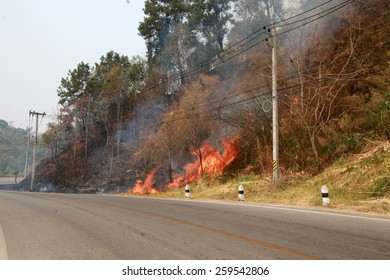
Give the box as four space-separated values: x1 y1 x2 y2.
0 119 49 176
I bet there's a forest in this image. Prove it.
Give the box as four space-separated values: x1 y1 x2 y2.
0 119 27 176
0 119 48 177
35 0 389 193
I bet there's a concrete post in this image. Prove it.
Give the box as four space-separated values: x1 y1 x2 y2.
185 184 190 199
321 185 330 206
238 184 245 201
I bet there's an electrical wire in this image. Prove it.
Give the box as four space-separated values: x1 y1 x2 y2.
129 66 341 136
275 0 355 28
141 0 355 95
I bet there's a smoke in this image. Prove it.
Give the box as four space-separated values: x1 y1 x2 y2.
35 1 359 194
39 185 53 192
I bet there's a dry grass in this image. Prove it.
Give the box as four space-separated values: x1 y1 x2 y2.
127 141 390 215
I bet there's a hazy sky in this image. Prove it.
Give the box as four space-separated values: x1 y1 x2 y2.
0 0 146 131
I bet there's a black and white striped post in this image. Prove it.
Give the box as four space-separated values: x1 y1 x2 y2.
185 184 190 199
238 184 244 201
321 185 330 206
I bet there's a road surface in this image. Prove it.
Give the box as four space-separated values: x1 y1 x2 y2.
0 177 23 186
0 190 389 260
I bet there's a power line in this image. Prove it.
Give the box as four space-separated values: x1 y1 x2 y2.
134 59 335 132
275 0 355 28
141 0 355 96
128 67 335 137
272 0 335 26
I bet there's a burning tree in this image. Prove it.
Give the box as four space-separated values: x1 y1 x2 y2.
171 75 220 177
130 136 241 194
167 136 241 190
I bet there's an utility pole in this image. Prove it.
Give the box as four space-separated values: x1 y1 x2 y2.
270 2 279 187
265 1 280 187
29 110 46 191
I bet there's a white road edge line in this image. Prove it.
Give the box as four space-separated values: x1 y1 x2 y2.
195 200 390 223
0 224 9 260
124 196 390 223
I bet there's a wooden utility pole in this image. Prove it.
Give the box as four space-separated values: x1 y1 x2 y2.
29 110 46 191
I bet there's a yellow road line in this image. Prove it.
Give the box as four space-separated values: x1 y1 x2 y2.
88 200 320 260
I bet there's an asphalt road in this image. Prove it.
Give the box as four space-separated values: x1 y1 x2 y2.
0 190 389 260
0 177 23 186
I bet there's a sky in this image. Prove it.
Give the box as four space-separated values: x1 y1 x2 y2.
0 0 146 132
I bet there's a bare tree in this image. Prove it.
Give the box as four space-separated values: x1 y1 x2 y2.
281 16 365 169
169 75 219 177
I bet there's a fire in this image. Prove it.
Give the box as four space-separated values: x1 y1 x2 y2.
128 136 240 194
129 169 159 195
168 136 240 189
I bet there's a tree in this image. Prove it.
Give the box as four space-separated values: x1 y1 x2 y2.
216 51 274 172
42 123 59 158
93 51 147 180
95 52 146 150
171 74 219 176
133 107 178 183
0 119 47 176
135 75 220 182
279 12 367 170
189 0 236 56
0 119 8 132
229 0 283 48
57 62 94 160
138 0 189 64
156 22 198 86
190 0 230 52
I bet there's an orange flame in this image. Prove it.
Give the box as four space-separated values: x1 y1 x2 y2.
129 169 159 195
128 136 240 194
168 136 240 189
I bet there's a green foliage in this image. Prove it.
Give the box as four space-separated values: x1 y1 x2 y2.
321 134 365 162
0 120 26 175
363 91 390 139
0 119 49 176
139 0 237 80
53 51 147 154
229 0 283 46
138 0 189 64
363 155 385 166
371 177 390 198
0 119 8 131
58 62 92 107
189 0 235 54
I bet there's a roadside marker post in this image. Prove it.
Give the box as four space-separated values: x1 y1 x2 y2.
321 185 330 206
185 185 190 199
238 184 245 201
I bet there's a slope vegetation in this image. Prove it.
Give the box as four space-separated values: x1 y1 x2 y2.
158 140 390 214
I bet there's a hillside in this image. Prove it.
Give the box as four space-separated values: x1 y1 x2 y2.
0 119 48 177
27 0 389 201
0 119 26 176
